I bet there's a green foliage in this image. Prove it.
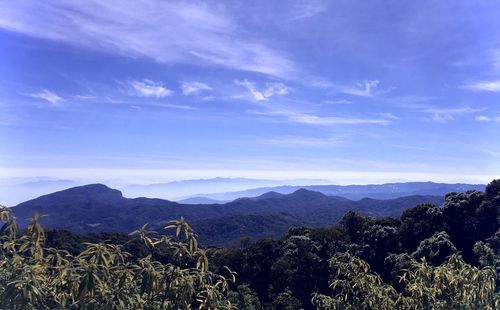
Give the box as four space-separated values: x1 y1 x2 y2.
412 231 458 266
270 290 303 310
0 209 235 309
401 254 498 309
227 284 263 310
312 252 499 309
399 204 443 252
311 252 399 309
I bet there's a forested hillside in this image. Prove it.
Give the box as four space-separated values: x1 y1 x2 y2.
1 180 498 309
11 184 444 245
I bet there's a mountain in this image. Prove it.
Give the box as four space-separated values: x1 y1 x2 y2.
11 184 445 246
122 177 329 200
190 182 485 201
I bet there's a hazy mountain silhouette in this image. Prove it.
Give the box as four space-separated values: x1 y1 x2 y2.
11 184 446 245
189 182 485 201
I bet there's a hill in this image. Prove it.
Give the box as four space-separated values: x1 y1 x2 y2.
11 184 444 245
190 181 485 201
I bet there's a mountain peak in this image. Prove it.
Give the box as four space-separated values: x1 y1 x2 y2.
290 188 327 199
61 183 122 196
253 191 285 200
16 183 124 207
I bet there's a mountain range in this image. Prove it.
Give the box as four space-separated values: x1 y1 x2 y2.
10 183 450 245
187 182 485 201
122 177 330 200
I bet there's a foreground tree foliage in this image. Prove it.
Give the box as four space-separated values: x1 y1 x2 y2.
311 252 498 309
0 208 235 309
1 179 500 309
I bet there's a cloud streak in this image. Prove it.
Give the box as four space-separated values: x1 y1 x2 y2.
0 0 298 78
248 108 389 125
475 115 500 122
339 80 380 97
289 0 328 20
235 79 290 101
181 81 212 96
28 89 63 105
464 80 500 92
127 80 172 98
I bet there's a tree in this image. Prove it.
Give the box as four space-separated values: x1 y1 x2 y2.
399 204 443 253
412 231 458 266
0 207 236 309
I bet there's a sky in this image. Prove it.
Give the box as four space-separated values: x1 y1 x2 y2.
0 0 500 185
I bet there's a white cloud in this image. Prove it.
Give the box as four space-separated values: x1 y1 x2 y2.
28 89 63 105
425 106 481 123
340 80 380 97
127 80 171 98
0 1 297 78
475 115 491 122
181 81 212 96
421 107 480 114
155 103 196 110
73 95 96 100
400 103 481 123
475 115 500 122
464 80 500 92
430 113 454 123
378 112 400 120
247 109 388 125
235 79 290 101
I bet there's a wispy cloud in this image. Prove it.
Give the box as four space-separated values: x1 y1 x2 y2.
73 95 97 100
428 113 454 123
181 81 212 96
235 79 290 101
257 135 342 147
339 80 380 97
378 112 400 120
421 107 480 114
28 89 63 105
289 0 328 20
397 102 482 123
464 80 500 92
423 106 481 123
154 103 196 110
475 115 500 122
0 1 298 78
248 109 389 125
126 80 172 98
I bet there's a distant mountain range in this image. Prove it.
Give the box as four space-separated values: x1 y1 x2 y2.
187 182 486 201
122 177 329 200
1 177 485 207
9 184 451 245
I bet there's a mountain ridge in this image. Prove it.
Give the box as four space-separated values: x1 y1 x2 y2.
187 181 485 201
9 183 448 245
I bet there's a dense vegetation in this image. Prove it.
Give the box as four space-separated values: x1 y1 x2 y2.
1 180 499 309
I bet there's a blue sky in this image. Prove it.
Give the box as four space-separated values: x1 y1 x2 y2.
0 0 500 184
